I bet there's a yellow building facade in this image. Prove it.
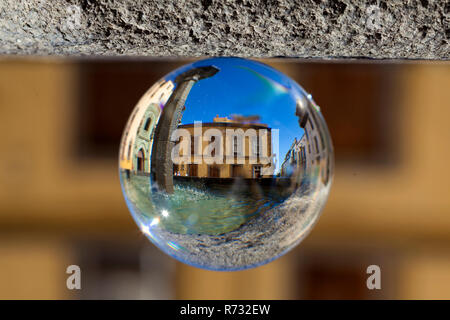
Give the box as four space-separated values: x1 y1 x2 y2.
172 117 274 179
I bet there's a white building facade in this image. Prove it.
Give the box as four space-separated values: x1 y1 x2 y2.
119 79 175 173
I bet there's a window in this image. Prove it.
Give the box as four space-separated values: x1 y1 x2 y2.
143 118 151 131
73 60 203 159
191 136 195 155
233 136 238 156
253 165 262 178
136 149 144 172
251 136 260 157
211 136 216 157
257 136 260 156
76 240 174 299
319 132 325 150
314 136 319 154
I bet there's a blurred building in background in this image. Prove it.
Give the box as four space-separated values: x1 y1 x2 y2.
0 58 449 299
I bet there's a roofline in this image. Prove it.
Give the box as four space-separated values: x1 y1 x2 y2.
178 122 271 130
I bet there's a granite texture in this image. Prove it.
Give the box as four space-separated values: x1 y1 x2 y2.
0 0 448 59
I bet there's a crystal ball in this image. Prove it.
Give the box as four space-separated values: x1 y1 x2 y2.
119 57 333 271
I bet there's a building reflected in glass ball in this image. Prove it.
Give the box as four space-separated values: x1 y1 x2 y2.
119 57 333 271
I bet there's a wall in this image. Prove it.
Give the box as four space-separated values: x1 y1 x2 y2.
0 1 448 59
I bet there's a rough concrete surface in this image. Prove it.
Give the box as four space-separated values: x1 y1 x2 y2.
0 0 448 59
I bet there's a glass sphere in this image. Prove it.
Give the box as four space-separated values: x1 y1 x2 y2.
119 57 333 271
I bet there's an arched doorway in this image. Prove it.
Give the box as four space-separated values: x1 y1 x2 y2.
137 149 145 172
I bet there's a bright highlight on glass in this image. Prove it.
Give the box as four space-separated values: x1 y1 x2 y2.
119 57 334 271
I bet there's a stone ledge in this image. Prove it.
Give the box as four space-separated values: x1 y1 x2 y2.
0 0 448 59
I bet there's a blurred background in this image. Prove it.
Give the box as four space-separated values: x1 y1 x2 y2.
0 58 449 299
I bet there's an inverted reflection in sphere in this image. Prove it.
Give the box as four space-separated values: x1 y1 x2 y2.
119 58 333 271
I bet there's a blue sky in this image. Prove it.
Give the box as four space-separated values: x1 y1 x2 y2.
165 57 306 173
